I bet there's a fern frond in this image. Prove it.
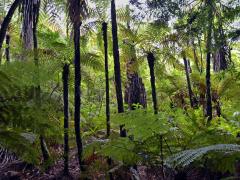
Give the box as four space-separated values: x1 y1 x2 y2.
166 144 240 168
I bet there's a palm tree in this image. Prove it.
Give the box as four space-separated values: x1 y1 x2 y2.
0 0 22 51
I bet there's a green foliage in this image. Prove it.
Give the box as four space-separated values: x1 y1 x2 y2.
166 144 240 173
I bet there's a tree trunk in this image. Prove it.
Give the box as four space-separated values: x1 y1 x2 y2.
205 0 213 122
5 33 10 62
111 0 126 137
33 0 50 162
0 0 22 51
213 22 229 72
102 22 110 137
191 38 201 73
147 52 158 114
73 23 84 170
124 45 147 110
111 0 124 113
183 54 195 108
22 0 33 50
63 64 69 175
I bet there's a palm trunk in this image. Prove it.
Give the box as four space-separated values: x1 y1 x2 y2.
63 64 69 175
33 0 50 162
73 23 84 170
111 0 124 113
22 0 33 50
124 44 147 110
183 54 195 108
205 0 213 122
102 22 110 137
111 0 126 137
5 33 10 62
0 0 22 51
147 52 158 114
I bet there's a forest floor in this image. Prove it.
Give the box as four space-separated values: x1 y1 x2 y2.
0 147 168 180
0 131 234 180
0 146 230 180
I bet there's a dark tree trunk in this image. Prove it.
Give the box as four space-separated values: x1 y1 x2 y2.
124 45 147 110
183 55 195 108
213 22 229 72
73 23 84 170
5 33 10 62
22 0 33 50
124 72 147 110
102 22 110 137
111 0 126 137
205 0 213 122
0 0 22 51
33 0 50 162
111 0 124 114
147 52 158 114
40 135 50 162
63 64 69 175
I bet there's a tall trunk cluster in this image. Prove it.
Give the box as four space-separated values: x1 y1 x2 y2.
147 52 158 114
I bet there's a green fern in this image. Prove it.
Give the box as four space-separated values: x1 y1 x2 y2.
166 144 240 168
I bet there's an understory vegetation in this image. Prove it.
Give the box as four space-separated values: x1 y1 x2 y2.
0 0 240 179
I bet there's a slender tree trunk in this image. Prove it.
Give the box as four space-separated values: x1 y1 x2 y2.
73 23 84 170
63 64 69 175
147 52 158 114
33 0 50 162
102 22 110 137
205 0 213 122
183 54 194 108
197 36 203 74
111 0 126 137
5 33 10 62
111 0 124 113
191 38 200 73
0 0 22 51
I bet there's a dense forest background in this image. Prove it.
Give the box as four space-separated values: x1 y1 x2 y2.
0 0 240 179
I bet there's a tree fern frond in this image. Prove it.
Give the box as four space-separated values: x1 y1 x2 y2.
166 144 240 168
